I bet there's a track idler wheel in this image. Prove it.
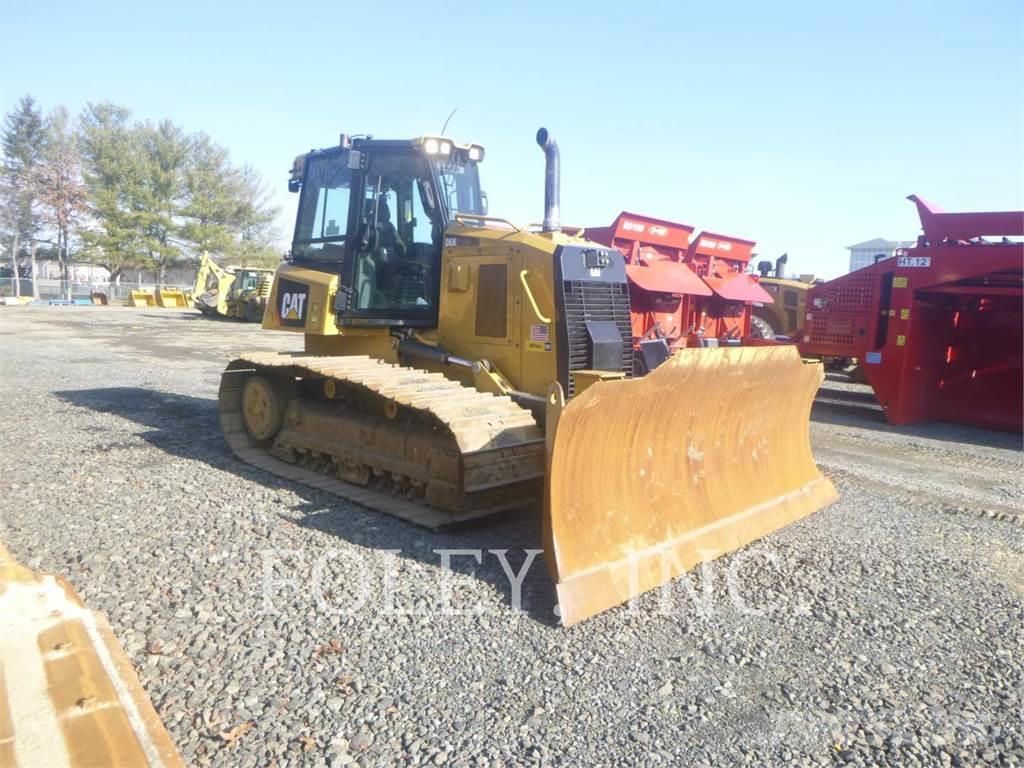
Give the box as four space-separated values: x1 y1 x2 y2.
242 375 285 441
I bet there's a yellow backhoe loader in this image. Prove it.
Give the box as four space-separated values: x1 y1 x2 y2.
218 129 837 625
192 252 274 322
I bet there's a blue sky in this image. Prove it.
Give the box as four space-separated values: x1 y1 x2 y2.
2 0 1021 277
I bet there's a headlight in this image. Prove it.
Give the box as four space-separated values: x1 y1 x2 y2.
468 145 485 161
423 138 454 156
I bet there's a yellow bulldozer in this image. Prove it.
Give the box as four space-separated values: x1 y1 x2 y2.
218 129 837 625
192 252 275 321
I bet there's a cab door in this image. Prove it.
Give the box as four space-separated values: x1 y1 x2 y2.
337 148 442 328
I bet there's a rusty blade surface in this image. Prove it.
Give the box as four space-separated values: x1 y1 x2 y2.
545 345 838 626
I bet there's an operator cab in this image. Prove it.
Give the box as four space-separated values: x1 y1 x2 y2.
227 269 261 300
288 136 487 327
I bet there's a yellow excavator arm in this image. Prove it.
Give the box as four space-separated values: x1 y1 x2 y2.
192 252 234 316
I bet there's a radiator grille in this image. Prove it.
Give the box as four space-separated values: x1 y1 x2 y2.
809 272 877 347
562 280 633 396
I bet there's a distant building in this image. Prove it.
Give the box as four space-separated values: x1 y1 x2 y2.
34 256 198 287
846 238 916 273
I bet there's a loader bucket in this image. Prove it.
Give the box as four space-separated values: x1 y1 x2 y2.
125 290 156 308
155 288 189 308
544 345 837 626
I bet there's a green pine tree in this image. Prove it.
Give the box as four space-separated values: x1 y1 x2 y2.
78 102 148 281
1 95 46 296
179 132 245 257
226 163 281 267
135 119 188 286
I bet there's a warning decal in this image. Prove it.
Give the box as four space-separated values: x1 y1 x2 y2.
530 324 549 343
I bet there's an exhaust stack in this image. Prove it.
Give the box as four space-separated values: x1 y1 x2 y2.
536 128 560 232
775 253 788 279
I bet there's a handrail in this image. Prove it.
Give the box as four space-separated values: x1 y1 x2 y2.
519 269 551 323
524 223 586 237
453 213 522 232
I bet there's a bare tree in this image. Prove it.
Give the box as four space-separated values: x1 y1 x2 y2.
35 108 86 299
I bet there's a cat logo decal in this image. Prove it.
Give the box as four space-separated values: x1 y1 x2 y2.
277 279 309 327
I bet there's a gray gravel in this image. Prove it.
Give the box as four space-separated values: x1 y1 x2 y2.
1 306 1022 767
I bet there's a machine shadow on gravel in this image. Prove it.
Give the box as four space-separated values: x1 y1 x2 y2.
57 387 561 625
810 375 1022 451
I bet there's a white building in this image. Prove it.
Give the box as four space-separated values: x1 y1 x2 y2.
846 238 916 273
34 258 198 287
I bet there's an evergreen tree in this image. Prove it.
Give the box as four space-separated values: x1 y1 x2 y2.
179 132 244 256
136 119 188 285
179 137 281 267
231 163 281 268
75 101 282 284
78 102 147 281
1 95 46 296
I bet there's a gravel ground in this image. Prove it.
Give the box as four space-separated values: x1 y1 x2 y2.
1 305 1021 768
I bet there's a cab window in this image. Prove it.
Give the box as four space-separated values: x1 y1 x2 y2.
434 158 484 217
293 153 352 262
351 151 441 316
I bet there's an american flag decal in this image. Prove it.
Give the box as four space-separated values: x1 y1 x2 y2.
530 324 549 342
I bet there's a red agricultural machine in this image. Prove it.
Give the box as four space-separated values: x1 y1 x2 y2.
799 195 1023 432
585 212 773 372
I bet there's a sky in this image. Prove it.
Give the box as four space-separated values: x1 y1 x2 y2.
1 0 1022 278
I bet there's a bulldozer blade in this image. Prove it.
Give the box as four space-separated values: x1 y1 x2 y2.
0 544 184 767
544 345 837 626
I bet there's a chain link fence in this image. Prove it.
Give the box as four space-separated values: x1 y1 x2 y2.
0 278 193 304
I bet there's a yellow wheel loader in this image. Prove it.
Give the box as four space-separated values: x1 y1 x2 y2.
192 252 274 322
219 129 837 625
750 255 823 339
